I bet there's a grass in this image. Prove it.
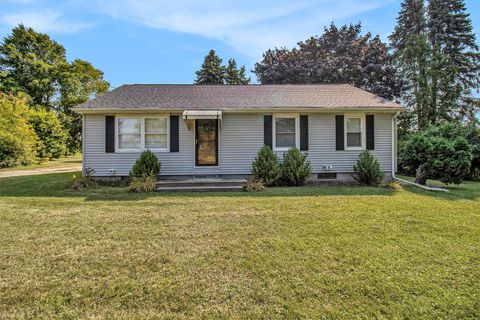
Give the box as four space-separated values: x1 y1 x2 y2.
0 154 82 172
0 173 479 319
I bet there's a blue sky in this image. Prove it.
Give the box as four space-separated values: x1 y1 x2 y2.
0 0 479 88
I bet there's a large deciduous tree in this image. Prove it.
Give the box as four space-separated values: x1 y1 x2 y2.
254 23 401 100
0 24 109 153
0 24 66 108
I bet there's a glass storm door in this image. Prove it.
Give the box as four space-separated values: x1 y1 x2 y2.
195 119 218 166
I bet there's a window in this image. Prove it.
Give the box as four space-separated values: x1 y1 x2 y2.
118 118 141 150
345 115 365 149
117 116 168 152
273 115 299 150
145 118 167 149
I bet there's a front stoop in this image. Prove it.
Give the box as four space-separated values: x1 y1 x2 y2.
156 179 245 192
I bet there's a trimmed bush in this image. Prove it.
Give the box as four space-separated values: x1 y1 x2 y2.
353 150 384 186
280 146 311 186
129 175 157 192
130 150 161 178
243 177 265 192
251 145 281 186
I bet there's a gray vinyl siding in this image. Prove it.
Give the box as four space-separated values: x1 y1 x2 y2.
83 112 393 176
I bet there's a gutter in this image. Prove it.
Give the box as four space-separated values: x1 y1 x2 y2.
390 111 449 192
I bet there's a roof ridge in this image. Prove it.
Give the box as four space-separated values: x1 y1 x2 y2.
124 83 352 86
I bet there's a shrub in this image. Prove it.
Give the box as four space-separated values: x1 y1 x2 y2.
0 93 38 167
399 123 473 185
352 150 384 186
251 145 281 186
129 175 157 192
71 168 97 191
130 150 161 178
28 107 68 160
280 146 311 186
243 177 265 192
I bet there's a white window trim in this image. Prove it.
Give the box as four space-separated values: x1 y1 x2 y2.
344 113 366 150
115 115 170 153
273 113 300 152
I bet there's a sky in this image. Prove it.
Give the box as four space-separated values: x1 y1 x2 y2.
0 0 479 88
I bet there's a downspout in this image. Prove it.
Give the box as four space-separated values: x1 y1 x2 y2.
391 111 400 180
391 111 448 192
82 114 86 176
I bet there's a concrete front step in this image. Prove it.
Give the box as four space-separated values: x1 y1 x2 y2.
156 185 244 192
156 179 245 192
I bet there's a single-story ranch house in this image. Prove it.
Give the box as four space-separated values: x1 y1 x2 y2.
73 84 405 182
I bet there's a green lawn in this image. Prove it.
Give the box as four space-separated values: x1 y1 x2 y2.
0 173 479 319
0 154 82 172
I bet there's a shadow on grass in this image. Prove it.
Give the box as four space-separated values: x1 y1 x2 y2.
1 172 478 201
0 172 403 201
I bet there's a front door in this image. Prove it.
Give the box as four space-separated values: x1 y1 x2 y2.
195 119 218 166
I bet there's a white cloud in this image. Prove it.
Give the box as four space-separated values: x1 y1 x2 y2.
2 10 92 33
92 0 395 57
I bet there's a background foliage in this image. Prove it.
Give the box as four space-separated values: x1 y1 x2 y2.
0 24 109 167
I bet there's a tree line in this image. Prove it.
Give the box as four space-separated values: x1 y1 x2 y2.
1 0 479 184
194 0 479 184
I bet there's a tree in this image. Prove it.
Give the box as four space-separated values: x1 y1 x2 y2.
254 23 401 100
390 0 479 128
0 24 67 109
427 0 480 122
194 49 225 84
0 93 38 167
28 107 68 160
398 34 432 130
390 0 426 51
58 59 109 153
0 25 109 154
225 59 250 84
194 50 250 85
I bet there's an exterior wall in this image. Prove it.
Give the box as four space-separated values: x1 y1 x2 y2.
83 112 394 177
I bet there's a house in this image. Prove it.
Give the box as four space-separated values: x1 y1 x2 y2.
73 84 404 182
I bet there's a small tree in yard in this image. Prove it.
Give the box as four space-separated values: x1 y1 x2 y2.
280 147 311 186
251 145 281 186
130 150 161 178
353 151 384 186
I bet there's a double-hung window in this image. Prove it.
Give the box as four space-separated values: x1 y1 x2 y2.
117 116 168 152
273 114 299 151
345 114 365 149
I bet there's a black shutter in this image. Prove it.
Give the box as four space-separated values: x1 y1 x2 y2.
170 115 179 152
105 116 115 153
300 115 309 151
264 115 273 148
335 115 344 151
366 115 375 150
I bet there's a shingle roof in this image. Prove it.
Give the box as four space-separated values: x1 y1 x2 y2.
74 84 404 111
